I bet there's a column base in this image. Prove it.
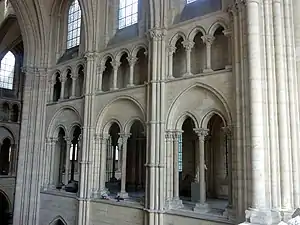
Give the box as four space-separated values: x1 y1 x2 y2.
239 208 281 225
118 191 129 199
225 65 232 69
127 84 134 88
110 87 118 91
70 96 76 99
183 72 193 77
165 198 184 210
203 68 213 73
193 202 210 213
223 205 235 221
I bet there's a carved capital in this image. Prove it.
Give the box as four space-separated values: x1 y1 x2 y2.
127 56 138 67
149 28 167 41
201 35 215 45
223 29 232 37
165 131 173 141
222 126 232 138
193 128 209 141
167 45 177 55
172 130 183 141
182 40 195 51
111 60 121 70
84 52 98 61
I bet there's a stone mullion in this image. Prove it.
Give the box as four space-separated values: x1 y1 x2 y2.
111 60 120 90
60 76 66 100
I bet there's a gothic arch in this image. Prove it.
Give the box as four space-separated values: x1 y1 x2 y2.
0 126 15 144
187 26 207 41
175 111 200 130
131 44 148 57
169 31 187 47
166 83 232 130
208 19 229 35
0 190 11 211
96 96 145 134
124 117 146 134
115 48 131 61
100 53 115 66
47 106 82 138
49 215 67 225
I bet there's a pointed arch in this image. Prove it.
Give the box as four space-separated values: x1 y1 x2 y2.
49 216 67 225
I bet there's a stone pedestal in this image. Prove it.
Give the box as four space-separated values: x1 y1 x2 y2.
118 191 129 199
239 209 281 225
193 202 210 213
191 182 200 202
165 198 184 210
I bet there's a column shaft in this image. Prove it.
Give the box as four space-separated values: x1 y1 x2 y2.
172 131 180 200
60 79 65 100
99 135 108 193
119 133 130 198
71 75 77 98
202 35 215 72
111 61 120 90
168 46 176 78
182 40 194 75
64 140 71 185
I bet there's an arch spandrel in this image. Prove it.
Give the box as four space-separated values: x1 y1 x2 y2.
166 83 231 130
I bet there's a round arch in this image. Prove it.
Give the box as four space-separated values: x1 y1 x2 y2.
124 117 146 134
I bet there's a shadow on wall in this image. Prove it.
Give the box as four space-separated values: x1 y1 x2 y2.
176 0 222 23
0 191 11 225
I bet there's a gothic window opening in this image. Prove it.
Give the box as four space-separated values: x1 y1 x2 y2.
117 53 130 89
67 0 82 49
64 70 72 99
118 0 138 29
102 57 113 91
76 66 84 96
0 138 12 175
56 128 66 188
173 37 186 78
0 51 15 90
10 104 19 122
53 73 61 102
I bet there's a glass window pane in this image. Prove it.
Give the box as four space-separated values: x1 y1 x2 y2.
0 51 15 90
118 0 138 29
67 0 82 49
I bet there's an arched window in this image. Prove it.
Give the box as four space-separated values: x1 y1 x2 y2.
67 0 82 49
118 0 138 29
0 51 15 90
187 0 197 3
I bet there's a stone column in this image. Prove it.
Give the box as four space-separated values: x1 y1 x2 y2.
97 63 106 92
193 128 209 212
49 77 55 102
221 127 233 217
92 135 101 195
64 138 71 185
49 138 58 188
223 29 233 69
127 56 138 87
41 139 51 190
70 73 77 98
182 40 194 76
99 134 109 195
201 35 215 72
118 133 131 198
170 130 183 208
243 0 280 223
167 45 176 78
165 131 173 204
60 76 66 101
111 60 120 90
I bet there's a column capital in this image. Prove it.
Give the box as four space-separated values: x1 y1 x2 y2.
84 52 100 61
193 128 209 141
201 35 215 45
172 130 183 141
167 45 177 55
148 28 167 41
221 126 232 137
165 131 173 141
127 56 138 67
71 73 78 80
50 137 58 143
118 133 131 140
60 76 67 83
223 29 232 37
182 40 195 51
111 60 121 70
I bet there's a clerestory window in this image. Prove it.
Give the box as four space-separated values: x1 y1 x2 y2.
0 51 15 90
118 0 138 29
186 0 198 3
67 0 82 49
